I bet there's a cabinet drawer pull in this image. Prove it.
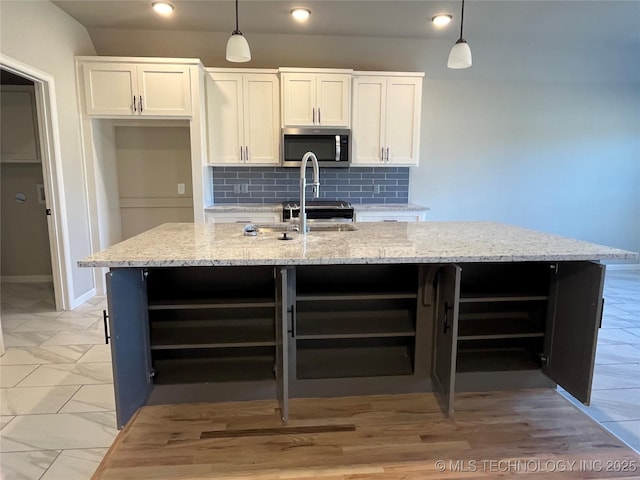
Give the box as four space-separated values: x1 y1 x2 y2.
312 107 316 125
245 145 249 161
318 108 321 124
386 147 390 162
103 310 110 344
240 145 244 161
139 96 143 113
133 95 137 112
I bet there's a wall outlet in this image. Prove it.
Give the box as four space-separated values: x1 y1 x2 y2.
374 184 382 194
177 183 186 195
233 184 241 194
241 183 249 193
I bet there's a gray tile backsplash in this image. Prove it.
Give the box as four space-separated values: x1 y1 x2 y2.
212 167 409 204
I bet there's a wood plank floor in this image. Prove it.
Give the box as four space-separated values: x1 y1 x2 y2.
92 390 640 479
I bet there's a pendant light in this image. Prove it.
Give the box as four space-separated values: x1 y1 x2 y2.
447 0 472 69
226 0 251 63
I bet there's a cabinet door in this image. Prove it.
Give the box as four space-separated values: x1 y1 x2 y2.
243 74 280 164
207 73 243 164
106 269 153 428
316 74 351 127
352 77 385 165
432 264 461 416
543 262 605 405
0 86 40 163
385 77 422 166
83 63 137 116
138 65 191 116
275 267 290 422
282 74 316 126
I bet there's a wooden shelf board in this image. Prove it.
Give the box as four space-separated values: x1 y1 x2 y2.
153 356 275 384
458 332 545 341
459 295 548 304
296 293 416 302
151 324 275 348
456 348 542 373
148 298 275 310
296 311 415 339
296 346 414 379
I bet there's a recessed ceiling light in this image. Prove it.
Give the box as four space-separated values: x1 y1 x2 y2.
152 1 175 15
431 14 452 27
291 8 311 21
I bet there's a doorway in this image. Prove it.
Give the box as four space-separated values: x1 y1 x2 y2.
0 56 71 356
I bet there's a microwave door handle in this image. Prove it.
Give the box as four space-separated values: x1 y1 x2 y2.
335 135 341 161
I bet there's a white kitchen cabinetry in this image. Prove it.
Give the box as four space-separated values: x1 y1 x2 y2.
0 86 40 163
82 61 192 117
355 210 426 222
206 70 279 165
205 211 281 224
352 73 423 166
280 68 352 127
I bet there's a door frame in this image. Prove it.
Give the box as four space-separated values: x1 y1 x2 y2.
1 53 72 311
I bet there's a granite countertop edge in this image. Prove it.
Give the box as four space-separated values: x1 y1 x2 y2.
204 203 429 212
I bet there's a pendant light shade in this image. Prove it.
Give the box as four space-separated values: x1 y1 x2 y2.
226 0 251 63
447 0 472 69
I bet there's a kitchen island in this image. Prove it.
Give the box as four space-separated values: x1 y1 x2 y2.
79 221 637 428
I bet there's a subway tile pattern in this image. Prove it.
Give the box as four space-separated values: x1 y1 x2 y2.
212 166 410 204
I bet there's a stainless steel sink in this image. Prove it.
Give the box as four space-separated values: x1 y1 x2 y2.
250 223 357 234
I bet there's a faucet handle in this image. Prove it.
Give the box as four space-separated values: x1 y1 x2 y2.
311 183 320 197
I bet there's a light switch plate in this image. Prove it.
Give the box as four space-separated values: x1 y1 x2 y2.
177 183 186 195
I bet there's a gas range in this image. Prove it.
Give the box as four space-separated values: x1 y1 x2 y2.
282 200 354 222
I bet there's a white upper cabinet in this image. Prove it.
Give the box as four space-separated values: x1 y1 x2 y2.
352 73 423 166
82 61 192 117
0 86 40 163
206 70 280 165
280 69 352 127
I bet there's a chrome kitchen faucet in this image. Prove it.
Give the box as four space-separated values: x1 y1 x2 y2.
299 151 320 234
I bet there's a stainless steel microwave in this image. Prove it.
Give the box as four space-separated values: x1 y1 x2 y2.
281 128 351 168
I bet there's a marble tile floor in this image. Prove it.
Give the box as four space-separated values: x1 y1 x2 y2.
0 269 638 479
1 283 115 480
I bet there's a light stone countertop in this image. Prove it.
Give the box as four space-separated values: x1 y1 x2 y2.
78 221 638 268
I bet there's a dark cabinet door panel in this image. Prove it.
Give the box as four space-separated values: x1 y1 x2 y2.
106 268 153 428
544 262 605 405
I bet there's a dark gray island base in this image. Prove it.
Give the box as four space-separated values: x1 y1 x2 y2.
82 222 638 428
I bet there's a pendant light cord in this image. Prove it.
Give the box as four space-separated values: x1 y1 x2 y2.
234 0 240 34
459 0 465 39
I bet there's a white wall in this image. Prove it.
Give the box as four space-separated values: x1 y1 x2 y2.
0 1 97 303
86 26 640 255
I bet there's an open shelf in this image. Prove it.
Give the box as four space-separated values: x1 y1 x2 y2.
296 338 414 379
296 264 419 298
150 322 275 349
459 294 548 304
459 262 552 298
296 309 415 339
457 348 542 372
152 347 275 384
149 298 275 310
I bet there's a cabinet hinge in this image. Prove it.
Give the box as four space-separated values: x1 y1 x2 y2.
539 354 549 366
148 369 157 382
549 263 558 274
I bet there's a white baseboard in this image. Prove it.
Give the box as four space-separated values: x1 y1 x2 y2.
70 288 96 310
1 275 53 283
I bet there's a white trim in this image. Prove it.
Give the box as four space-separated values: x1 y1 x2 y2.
353 71 425 77
1 275 54 283
1 53 74 310
75 55 200 65
70 287 97 309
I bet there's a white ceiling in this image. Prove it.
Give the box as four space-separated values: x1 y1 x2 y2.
52 0 640 47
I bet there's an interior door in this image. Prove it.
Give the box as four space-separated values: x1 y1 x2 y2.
275 267 290 422
106 268 153 428
543 262 605 405
432 264 461 416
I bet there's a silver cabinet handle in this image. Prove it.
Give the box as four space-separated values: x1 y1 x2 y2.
133 95 137 112
318 108 321 125
139 96 143 113
245 146 249 162
386 147 390 162
240 145 244 161
312 107 316 125
381 148 385 163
